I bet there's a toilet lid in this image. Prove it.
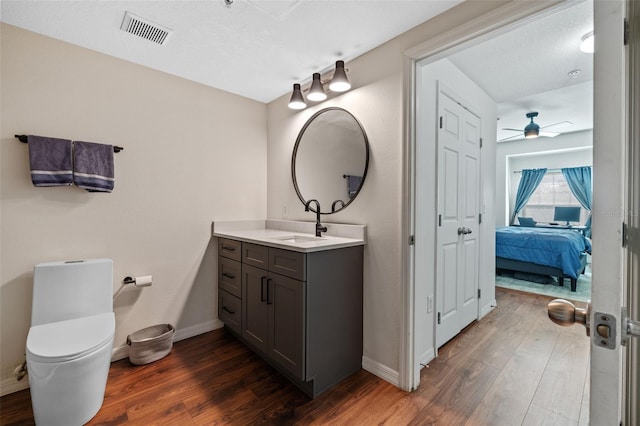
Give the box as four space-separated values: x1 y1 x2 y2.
27 312 115 363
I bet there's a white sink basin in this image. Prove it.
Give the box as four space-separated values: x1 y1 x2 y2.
271 235 323 243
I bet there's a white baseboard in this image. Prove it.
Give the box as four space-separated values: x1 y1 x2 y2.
419 347 435 368
362 356 400 387
1 376 29 397
479 300 497 319
174 319 223 342
111 319 224 362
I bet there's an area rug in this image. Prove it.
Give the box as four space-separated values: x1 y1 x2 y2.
495 270 591 303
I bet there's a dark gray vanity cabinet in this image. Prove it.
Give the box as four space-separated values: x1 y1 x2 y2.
216 236 363 398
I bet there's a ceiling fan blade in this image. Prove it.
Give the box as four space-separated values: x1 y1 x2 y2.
498 134 523 142
539 131 560 137
501 128 522 132
541 120 573 130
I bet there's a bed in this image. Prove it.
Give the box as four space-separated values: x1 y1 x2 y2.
495 226 592 292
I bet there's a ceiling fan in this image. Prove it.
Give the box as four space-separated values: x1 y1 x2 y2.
499 112 572 142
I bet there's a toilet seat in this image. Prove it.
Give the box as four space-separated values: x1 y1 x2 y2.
27 313 115 363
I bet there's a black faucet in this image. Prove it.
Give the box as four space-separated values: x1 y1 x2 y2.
304 199 328 237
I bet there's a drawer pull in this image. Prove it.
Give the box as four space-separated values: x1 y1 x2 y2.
222 245 236 252
222 272 235 279
222 306 235 315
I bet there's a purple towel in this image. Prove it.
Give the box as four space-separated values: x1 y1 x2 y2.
27 135 73 187
73 141 115 193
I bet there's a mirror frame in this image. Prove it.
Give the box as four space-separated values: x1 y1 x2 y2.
291 107 370 214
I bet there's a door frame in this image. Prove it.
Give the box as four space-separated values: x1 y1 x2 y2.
402 2 627 424
400 0 573 392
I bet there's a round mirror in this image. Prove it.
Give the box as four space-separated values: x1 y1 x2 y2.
292 107 369 214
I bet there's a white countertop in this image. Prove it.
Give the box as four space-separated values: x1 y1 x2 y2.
212 220 366 253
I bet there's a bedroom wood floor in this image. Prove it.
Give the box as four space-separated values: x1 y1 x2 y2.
0 288 590 426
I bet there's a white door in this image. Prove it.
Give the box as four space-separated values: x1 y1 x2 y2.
546 2 632 422
436 86 481 348
588 0 639 423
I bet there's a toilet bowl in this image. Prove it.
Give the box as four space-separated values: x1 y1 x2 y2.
26 259 115 426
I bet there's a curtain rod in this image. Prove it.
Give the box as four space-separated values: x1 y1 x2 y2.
513 166 591 174
15 135 123 153
513 168 562 174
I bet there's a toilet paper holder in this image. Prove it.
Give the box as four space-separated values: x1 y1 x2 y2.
122 276 152 287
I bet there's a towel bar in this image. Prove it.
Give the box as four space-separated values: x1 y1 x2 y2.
15 135 123 153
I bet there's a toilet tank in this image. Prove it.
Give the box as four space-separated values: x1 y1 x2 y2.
32 259 113 326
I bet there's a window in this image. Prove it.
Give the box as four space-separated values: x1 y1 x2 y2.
521 173 589 224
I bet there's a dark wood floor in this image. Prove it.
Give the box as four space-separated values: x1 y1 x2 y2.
0 287 589 425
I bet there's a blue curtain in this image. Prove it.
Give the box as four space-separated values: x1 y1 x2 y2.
510 168 547 225
562 166 592 237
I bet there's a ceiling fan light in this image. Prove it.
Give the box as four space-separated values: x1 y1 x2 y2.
307 73 327 101
329 60 351 92
288 83 306 110
524 129 539 139
524 121 540 139
580 31 594 53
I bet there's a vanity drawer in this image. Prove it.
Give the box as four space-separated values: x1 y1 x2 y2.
219 289 241 335
219 256 242 298
243 243 269 270
219 238 241 262
269 247 306 281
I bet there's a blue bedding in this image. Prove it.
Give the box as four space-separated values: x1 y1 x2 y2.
495 226 591 279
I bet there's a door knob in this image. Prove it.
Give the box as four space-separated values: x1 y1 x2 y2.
547 298 591 336
457 227 465 235
464 228 472 235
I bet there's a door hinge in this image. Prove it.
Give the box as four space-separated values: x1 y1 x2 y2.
478 289 481 299
437 312 441 324
479 137 483 148
479 213 482 224
623 221 628 248
624 18 629 45
438 214 442 227
439 116 443 129
409 235 415 245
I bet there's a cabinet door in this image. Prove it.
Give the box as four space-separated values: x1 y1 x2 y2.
242 264 268 353
268 272 305 380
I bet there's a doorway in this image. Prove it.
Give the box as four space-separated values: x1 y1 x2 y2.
405 0 628 423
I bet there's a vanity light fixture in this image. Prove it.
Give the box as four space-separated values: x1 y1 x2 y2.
307 73 327 101
288 60 351 110
288 83 307 110
328 60 351 92
580 31 594 53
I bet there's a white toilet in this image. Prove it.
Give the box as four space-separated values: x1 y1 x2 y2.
26 259 115 426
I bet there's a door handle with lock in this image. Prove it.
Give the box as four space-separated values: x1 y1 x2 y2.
547 299 591 335
548 299 628 350
457 227 472 235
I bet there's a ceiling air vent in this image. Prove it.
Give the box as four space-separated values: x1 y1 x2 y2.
120 11 172 45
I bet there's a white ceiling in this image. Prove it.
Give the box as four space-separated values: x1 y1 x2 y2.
1 0 593 142
448 0 593 142
0 0 464 103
